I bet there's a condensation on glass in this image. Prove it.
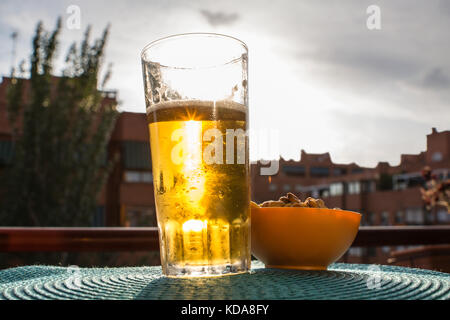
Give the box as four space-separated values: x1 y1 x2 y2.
141 33 250 277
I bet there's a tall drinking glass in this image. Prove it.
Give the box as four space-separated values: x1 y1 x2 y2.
141 33 250 277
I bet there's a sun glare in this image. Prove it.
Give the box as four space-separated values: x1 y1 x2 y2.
181 120 206 206
182 219 207 232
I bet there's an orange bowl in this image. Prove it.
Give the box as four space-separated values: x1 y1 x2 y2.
251 206 361 270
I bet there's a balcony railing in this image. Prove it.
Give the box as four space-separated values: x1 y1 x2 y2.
0 226 449 252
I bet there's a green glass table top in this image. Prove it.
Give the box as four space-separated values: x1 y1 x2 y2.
0 261 449 300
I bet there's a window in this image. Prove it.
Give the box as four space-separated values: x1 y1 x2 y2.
394 178 407 191
405 208 424 225
321 190 330 198
282 166 305 176
351 167 364 174
124 171 140 182
122 141 152 169
437 171 449 181
361 180 376 193
361 212 374 226
381 246 391 254
269 184 278 191
294 184 303 192
333 168 347 176
437 210 448 223
92 206 105 227
394 211 404 224
393 174 423 190
330 182 344 196
283 184 291 192
431 152 443 162
124 171 153 183
425 210 434 224
348 247 363 257
310 167 329 177
348 181 361 194
369 212 375 225
142 172 153 183
407 176 424 188
381 211 390 226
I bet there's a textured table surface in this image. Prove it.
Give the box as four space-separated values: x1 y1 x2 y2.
0 262 449 300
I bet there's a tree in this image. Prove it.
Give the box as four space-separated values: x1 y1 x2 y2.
0 18 118 226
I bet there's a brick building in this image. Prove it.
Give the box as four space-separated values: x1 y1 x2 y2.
1 76 449 264
251 129 449 224
99 111 156 227
251 128 450 263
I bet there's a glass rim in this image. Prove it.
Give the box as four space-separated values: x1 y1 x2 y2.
140 32 248 70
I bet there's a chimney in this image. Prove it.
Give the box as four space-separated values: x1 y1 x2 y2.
300 149 307 161
432 127 437 134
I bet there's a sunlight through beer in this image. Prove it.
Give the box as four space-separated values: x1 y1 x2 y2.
142 34 250 277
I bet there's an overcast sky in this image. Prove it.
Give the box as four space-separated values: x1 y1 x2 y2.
0 0 449 167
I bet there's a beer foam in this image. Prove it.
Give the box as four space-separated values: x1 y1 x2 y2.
146 99 247 115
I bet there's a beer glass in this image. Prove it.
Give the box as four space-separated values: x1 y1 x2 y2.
141 33 250 277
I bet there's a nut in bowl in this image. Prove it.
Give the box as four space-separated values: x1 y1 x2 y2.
251 193 361 270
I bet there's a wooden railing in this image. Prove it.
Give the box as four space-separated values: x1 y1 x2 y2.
0 226 449 252
388 244 450 263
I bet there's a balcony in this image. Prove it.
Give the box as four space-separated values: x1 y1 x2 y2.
1 226 449 272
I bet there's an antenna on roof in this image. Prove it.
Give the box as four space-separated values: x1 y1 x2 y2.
10 31 18 72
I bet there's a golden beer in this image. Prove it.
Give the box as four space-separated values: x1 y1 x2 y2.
147 100 250 276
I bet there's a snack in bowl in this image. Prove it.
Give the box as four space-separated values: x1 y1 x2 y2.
251 193 361 270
